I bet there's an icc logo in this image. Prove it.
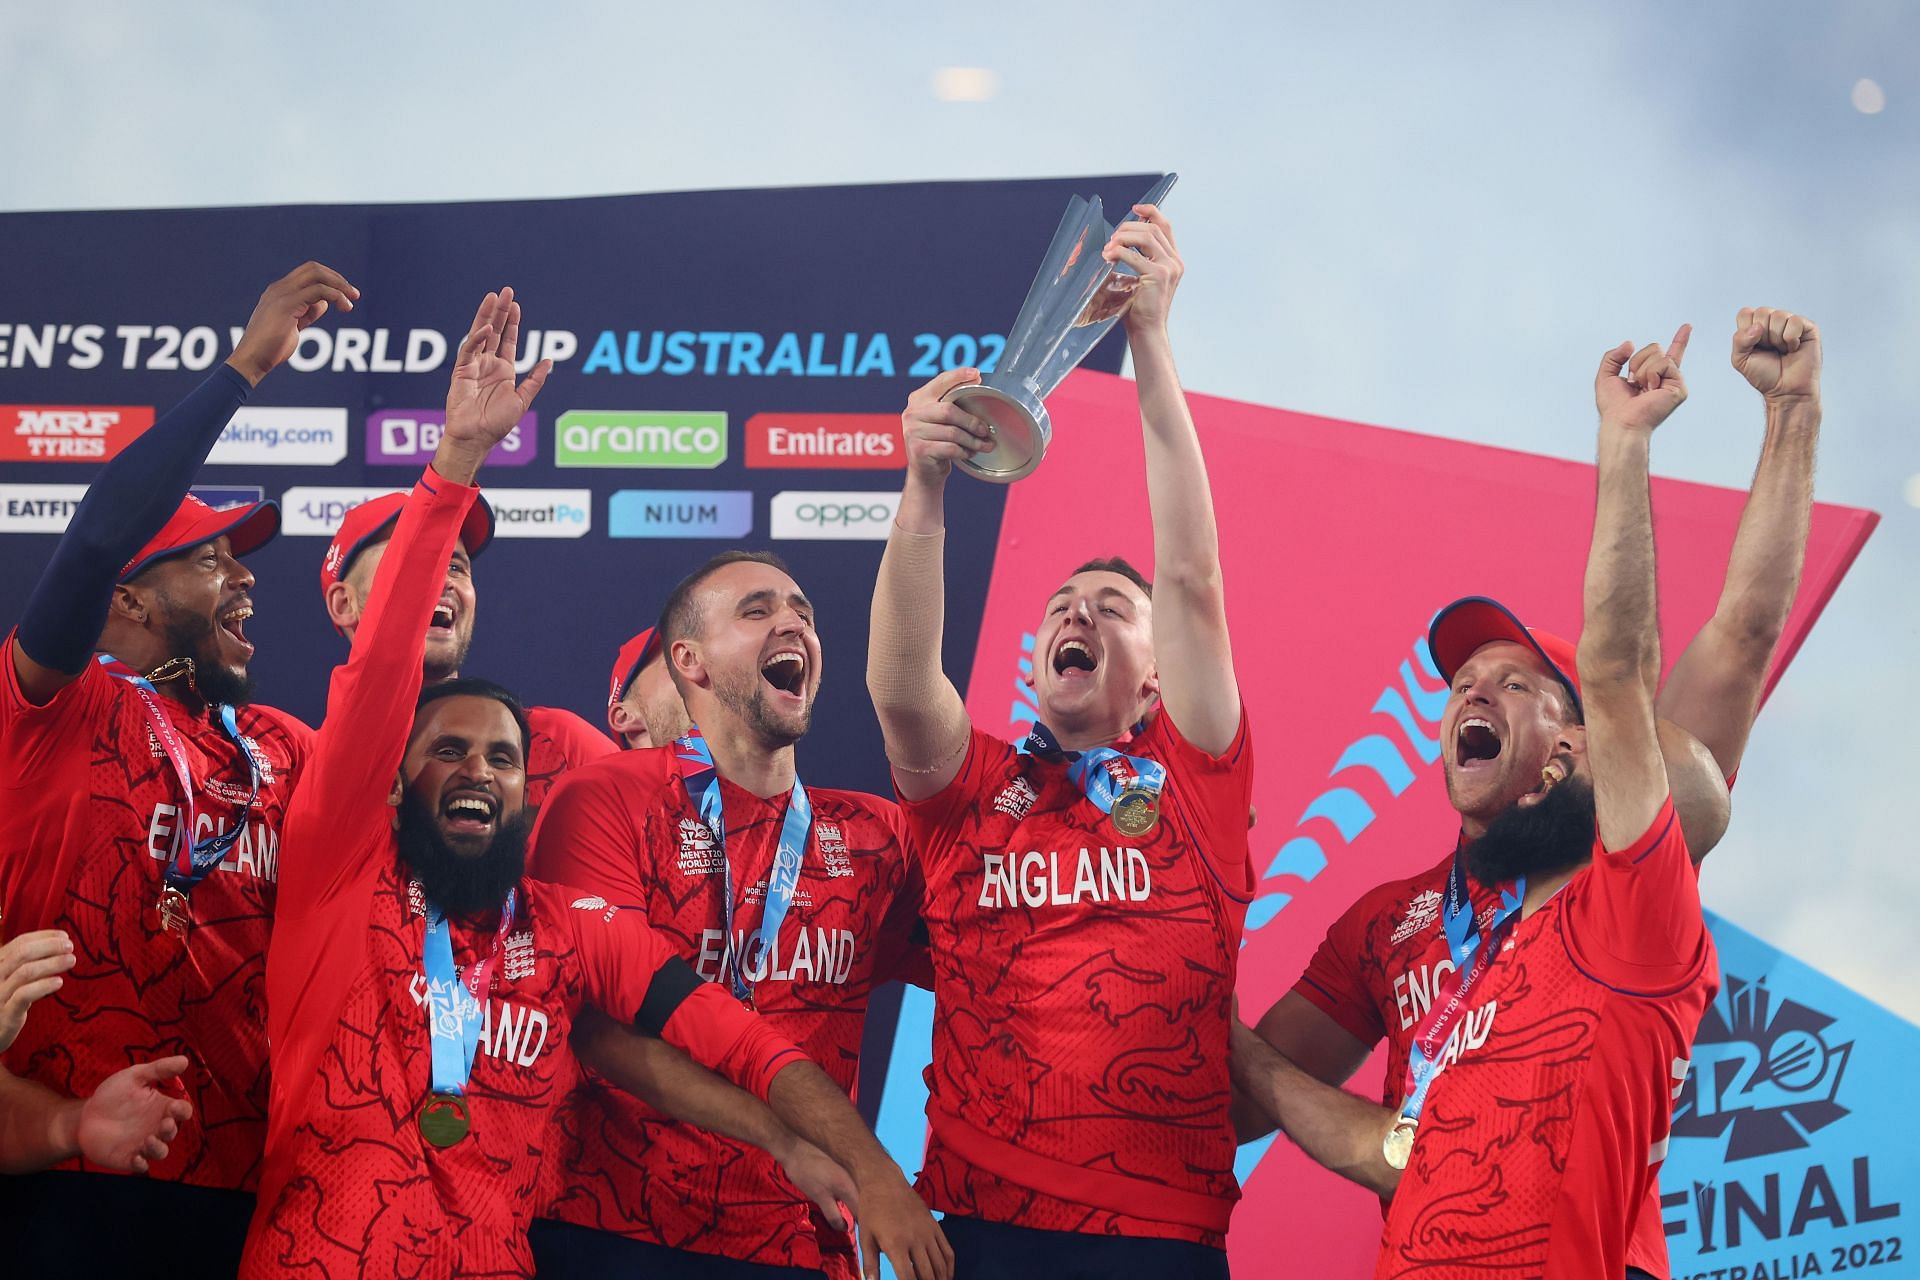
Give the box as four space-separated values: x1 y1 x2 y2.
1672 973 1851 1161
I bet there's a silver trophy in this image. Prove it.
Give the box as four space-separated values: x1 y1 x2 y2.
946 173 1178 482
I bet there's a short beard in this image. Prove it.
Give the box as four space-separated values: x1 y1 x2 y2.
1465 775 1596 887
159 607 254 706
711 667 812 748
421 627 473 684
395 792 530 916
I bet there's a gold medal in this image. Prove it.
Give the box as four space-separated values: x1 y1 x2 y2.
417 1093 472 1148
1111 786 1160 839
1382 1118 1417 1171
156 887 192 939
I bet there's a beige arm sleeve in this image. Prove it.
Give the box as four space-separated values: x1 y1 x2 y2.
866 523 972 779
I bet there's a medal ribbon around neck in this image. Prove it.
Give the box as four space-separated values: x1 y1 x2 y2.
1396 851 1525 1132
672 726 812 1006
96 653 261 896
1021 719 1166 821
420 886 518 1104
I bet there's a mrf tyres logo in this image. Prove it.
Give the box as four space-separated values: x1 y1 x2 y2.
1674 973 1851 1161
555 411 726 468
2 405 155 462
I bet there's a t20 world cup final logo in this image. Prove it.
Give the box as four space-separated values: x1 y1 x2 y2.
1673 973 1852 1161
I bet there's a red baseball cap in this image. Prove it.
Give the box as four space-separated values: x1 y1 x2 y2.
608 627 662 708
1427 596 1583 720
119 495 281 583
318 491 495 597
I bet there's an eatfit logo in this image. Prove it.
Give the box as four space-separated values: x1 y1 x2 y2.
556 411 727 468
1673 973 1852 1161
745 412 903 469
2 405 155 462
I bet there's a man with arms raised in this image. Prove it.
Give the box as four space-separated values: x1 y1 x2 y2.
1234 310 1823 1280
0 262 358 1271
1234 329 1732 1276
869 206 1254 1277
247 293 944 1280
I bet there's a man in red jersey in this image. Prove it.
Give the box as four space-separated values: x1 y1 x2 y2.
0 262 358 1273
1233 327 1742 1277
1234 309 1825 1280
317 305 616 810
605 625 692 749
530 552 941 1280
867 205 1253 1278
247 292 948 1280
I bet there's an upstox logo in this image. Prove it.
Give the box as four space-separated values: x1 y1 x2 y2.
555 411 727 469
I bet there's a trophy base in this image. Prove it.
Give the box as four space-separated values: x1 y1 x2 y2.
943 383 1050 484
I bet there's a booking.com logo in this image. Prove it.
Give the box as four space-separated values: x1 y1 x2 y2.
768 490 900 540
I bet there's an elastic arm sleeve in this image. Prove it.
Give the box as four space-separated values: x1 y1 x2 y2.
868 524 969 770
16 365 251 673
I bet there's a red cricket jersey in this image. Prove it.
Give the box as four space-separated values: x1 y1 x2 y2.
529 749 924 1278
1295 844 1681 1279
1298 799 1714 1279
899 710 1255 1247
0 629 310 1190
524 704 615 812
242 469 803 1280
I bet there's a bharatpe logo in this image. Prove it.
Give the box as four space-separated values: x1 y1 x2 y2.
486 489 592 539
745 412 903 469
555 411 727 468
1673 973 1852 1161
1 405 155 462
769 490 901 540
608 489 753 539
206 407 349 466
366 409 536 466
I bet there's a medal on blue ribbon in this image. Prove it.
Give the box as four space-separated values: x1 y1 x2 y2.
1023 720 1167 839
417 887 516 1148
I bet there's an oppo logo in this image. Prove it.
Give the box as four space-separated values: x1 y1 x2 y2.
769 490 900 541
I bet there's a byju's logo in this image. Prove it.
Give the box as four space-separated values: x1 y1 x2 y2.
769 490 901 540
556 411 727 468
280 486 396 536
486 489 592 539
608 489 753 539
366 409 536 466
1 405 155 462
207 408 348 466
1673 974 1852 1161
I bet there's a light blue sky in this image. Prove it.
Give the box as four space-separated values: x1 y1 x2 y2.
5 1 1915 1017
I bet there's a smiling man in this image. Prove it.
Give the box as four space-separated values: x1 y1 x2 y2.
0 262 357 1273
528 552 945 1280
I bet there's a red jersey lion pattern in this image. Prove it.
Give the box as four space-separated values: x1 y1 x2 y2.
0 639 309 1190
901 710 1255 1247
521 704 615 812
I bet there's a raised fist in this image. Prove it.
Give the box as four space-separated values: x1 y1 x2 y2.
1731 307 1820 403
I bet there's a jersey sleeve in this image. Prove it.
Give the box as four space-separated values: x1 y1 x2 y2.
559 889 807 1102
277 467 478 917
528 761 654 910
1 630 110 780
1564 796 1711 993
1290 894 1388 1047
1145 702 1255 890
869 801 935 990
532 706 617 771
895 726 1014 865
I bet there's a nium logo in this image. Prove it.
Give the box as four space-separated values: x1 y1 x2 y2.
280 486 398 536
1 405 155 462
0 483 88 532
769 490 901 541
207 407 348 467
745 413 903 469
486 489 593 539
556 411 727 469
366 409 536 467
1673 973 1852 1161
608 489 752 539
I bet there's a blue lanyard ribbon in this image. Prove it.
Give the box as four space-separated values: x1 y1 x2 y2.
96 653 261 894
1398 852 1525 1125
421 888 516 1098
672 727 812 1005
1021 719 1167 817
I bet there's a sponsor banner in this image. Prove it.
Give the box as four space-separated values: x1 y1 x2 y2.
769 490 901 540
1 405 154 462
607 489 753 539
745 412 904 469
1661 911 1916 1280
365 408 537 467
190 484 268 511
487 488 592 539
280 486 398 536
206 406 348 466
555 410 727 469
0 483 88 532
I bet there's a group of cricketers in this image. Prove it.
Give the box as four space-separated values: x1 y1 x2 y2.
0 206 1825 1279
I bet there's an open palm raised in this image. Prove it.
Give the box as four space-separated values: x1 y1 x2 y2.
444 286 552 451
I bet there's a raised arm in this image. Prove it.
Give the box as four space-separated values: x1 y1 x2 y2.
868 368 992 801
10 262 357 705
1103 207 1239 754
1580 331 1690 849
1657 308 1821 782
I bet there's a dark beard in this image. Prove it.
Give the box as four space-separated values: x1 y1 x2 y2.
159 609 254 706
712 667 812 748
1465 775 1596 887
395 792 530 916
